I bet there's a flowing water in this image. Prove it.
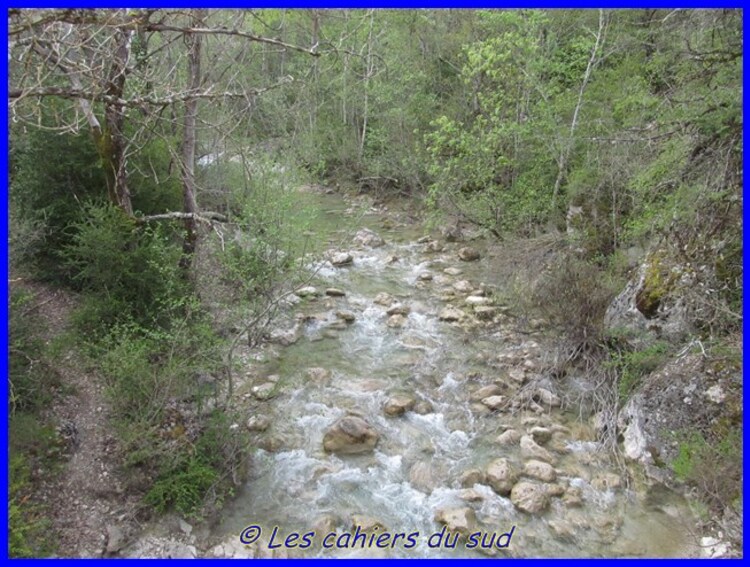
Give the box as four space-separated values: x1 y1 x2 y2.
212 192 697 558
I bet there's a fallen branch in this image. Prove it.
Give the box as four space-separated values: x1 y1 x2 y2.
137 211 228 224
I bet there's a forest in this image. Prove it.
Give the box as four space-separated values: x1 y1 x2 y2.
8 9 742 558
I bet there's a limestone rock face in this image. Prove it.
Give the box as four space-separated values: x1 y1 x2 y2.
604 252 692 344
323 416 379 454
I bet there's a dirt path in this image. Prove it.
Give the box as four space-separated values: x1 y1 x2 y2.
23 283 140 557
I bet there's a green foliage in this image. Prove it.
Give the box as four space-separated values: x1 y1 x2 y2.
671 429 742 513
9 455 55 558
9 290 56 414
145 456 219 518
63 202 189 334
607 341 671 401
10 126 106 280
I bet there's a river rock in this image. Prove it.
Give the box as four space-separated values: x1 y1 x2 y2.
351 515 387 532
384 394 415 416
252 382 276 400
434 507 475 534
486 458 517 495
418 272 433 281
458 247 480 261
444 267 463 276
497 429 522 445
374 292 395 306
510 481 550 514
323 416 380 454
470 384 503 402
523 460 557 483
386 314 407 328
534 388 561 408
246 415 271 432
459 488 484 502
306 367 331 383
438 306 464 322
520 435 556 464
481 395 506 411
562 485 583 507
507 368 526 384
453 280 474 293
425 240 444 253
459 468 486 488
416 236 431 244
105 525 126 554
529 427 553 445
409 461 437 493
474 306 498 321
465 295 491 305
591 472 621 491
387 304 411 316
313 515 339 537
325 288 346 297
336 310 356 323
331 252 353 266
268 325 301 346
353 228 385 248
296 286 319 297
412 400 434 415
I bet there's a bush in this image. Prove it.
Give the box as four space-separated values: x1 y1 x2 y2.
531 254 620 349
672 429 742 514
63 202 189 334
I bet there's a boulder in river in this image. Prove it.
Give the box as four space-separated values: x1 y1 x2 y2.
409 461 437 494
520 434 557 464
325 288 346 297
412 400 434 415
481 395 506 411
510 481 550 514
523 460 557 483
353 228 385 248
374 292 396 306
486 458 517 495
474 306 498 321
246 415 271 432
443 267 463 276
384 394 415 416
296 286 319 298
323 416 380 455
438 306 464 322
336 310 356 323
306 367 331 383
331 252 354 266
386 304 411 316
534 387 561 408
497 429 522 446
434 507 476 535
458 247 480 262
459 468 486 488
470 384 503 402
453 280 474 293
386 314 407 328
425 240 444 253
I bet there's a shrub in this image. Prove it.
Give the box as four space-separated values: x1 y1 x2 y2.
531 254 620 350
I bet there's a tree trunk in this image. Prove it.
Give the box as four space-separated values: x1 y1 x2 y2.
101 26 134 215
180 9 205 269
551 9 607 208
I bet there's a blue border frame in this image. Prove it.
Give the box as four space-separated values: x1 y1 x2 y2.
2 2 746 563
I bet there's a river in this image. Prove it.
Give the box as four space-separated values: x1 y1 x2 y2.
207 190 697 558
